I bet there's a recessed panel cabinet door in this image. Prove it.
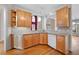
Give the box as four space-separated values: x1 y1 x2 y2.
32 34 40 45
17 9 25 27
43 33 48 44
23 35 32 48
9 34 14 49
17 9 32 27
40 34 44 44
56 35 65 53
56 9 63 26
27 13 32 27
40 33 48 44
56 6 70 27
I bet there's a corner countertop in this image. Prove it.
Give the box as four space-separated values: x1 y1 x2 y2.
22 31 71 36
23 31 48 35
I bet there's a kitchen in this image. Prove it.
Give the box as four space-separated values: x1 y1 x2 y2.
0 4 79 55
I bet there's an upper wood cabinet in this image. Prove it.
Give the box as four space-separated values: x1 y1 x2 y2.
16 9 32 27
56 6 71 28
10 9 32 28
10 10 16 27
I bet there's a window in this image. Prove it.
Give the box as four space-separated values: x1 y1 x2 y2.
37 16 41 22
32 16 35 22
32 16 41 31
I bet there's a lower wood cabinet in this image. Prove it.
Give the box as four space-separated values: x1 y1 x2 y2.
32 34 40 45
22 34 32 48
9 34 14 49
43 33 48 44
40 33 48 44
56 35 65 53
22 33 48 49
40 34 44 44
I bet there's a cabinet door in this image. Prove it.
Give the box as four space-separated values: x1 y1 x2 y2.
56 35 65 53
32 34 40 45
27 13 32 27
9 34 14 49
17 9 32 27
23 11 28 27
40 34 44 44
56 6 70 27
23 34 32 48
17 10 26 27
63 6 70 27
43 33 48 44
56 9 63 26
48 35 56 49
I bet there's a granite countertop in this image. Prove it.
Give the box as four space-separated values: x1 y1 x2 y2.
48 31 71 35
11 27 71 35
23 31 71 35
23 31 48 35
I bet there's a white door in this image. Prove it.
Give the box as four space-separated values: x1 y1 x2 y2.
48 34 56 49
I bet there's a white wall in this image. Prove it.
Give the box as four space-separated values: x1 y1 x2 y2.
0 5 6 42
0 9 2 41
0 5 7 51
0 5 15 51
72 4 79 20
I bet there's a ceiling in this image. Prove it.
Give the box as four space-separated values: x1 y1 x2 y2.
15 4 64 16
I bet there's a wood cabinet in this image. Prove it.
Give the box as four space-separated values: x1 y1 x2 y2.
9 34 14 49
10 9 32 28
40 34 44 44
22 34 32 48
43 33 48 44
17 9 32 27
40 33 48 44
22 33 48 49
26 13 32 27
56 35 65 53
56 35 71 54
10 10 16 27
32 34 40 45
17 9 25 27
56 6 70 28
